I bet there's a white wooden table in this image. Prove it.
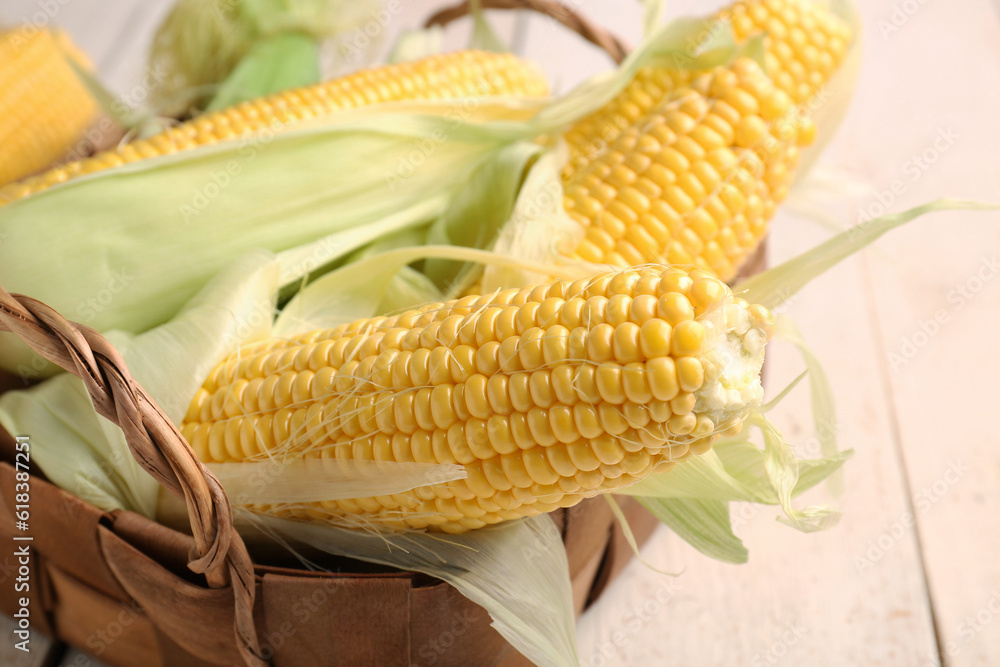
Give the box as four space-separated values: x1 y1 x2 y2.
1 1 998 665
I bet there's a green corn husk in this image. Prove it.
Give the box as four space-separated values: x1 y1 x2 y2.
149 0 383 114
0 112 527 377
206 31 321 112
0 13 756 378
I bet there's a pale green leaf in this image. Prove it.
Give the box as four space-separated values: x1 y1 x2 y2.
641 0 665 38
754 413 842 532
711 440 783 501
735 198 999 311
0 112 525 374
274 244 578 337
273 194 448 290
0 377 154 515
206 32 321 111
121 250 280 422
756 415 800 518
638 497 748 564
620 449 774 504
422 141 544 290
468 0 507 52
209 459 466 505
794 449 853 496
476 148 590 295
772 315 840 470
375 265 445 315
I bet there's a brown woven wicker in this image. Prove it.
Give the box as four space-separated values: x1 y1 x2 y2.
425 0 630 64
0 288 265 666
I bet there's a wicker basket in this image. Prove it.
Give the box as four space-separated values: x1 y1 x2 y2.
0 2 769 664
0 437 657 666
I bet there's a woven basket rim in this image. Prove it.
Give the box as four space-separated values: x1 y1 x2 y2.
424 0 630 64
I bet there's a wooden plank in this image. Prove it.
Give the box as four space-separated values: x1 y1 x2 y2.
846 1 1000 664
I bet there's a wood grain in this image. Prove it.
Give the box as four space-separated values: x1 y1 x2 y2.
847 1 1000 664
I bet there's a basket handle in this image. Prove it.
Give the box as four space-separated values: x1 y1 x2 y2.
424 0 630 64
0 288 266 667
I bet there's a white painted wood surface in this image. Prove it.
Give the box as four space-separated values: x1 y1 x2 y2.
1 0 998 665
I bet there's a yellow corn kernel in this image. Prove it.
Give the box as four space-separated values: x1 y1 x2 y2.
721 0 853 105
0 28 97 187
558 0 853 282
0 50 548 206
182 265 772 532
561 57 818 282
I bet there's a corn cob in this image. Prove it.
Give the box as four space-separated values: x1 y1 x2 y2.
0 28 97 187
562 57 812 281
0 50 549 206
562 0 852 177
181 265 773 533
722 0 854 106
555 1 852 283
